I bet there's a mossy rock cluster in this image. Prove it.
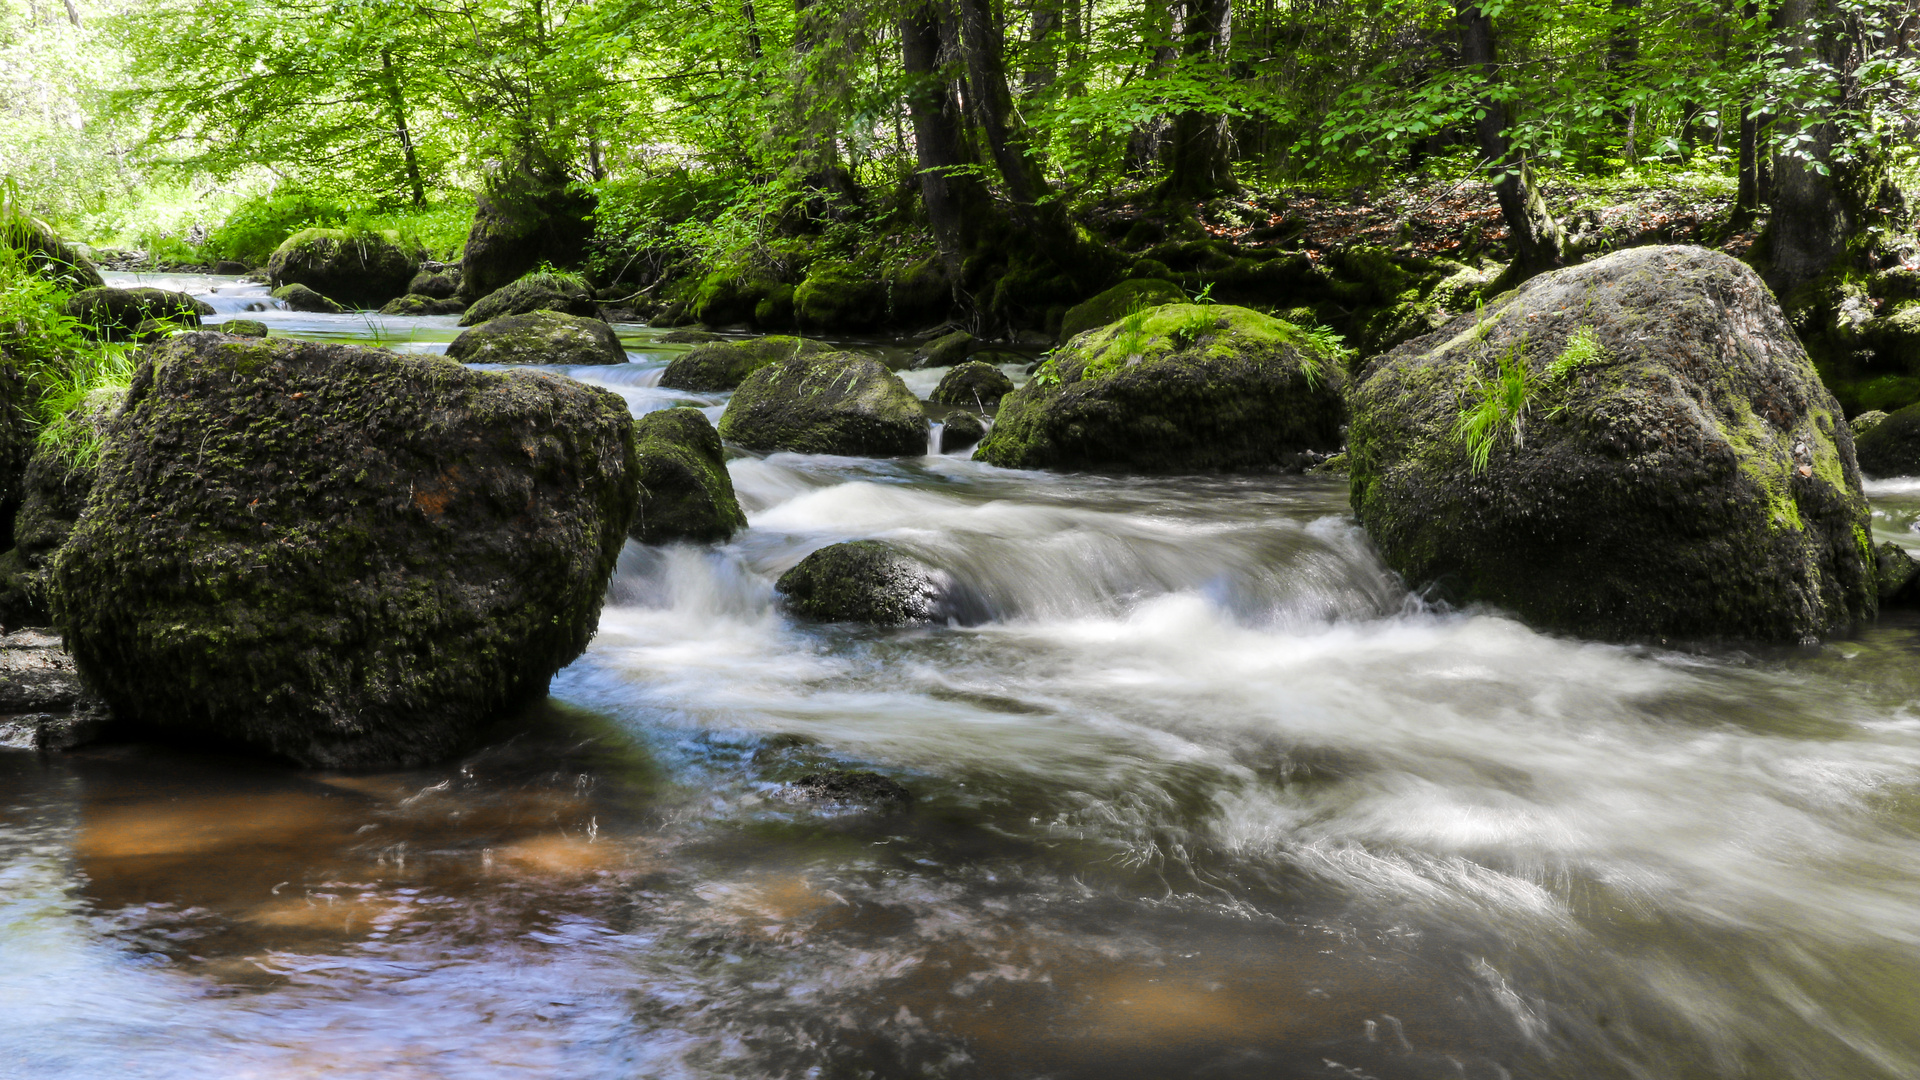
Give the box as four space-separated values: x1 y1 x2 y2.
792 259 951 332
1058 279 1186 342
222 319 269 338
630 407 747 544
930 361 1015 407
691 268 794 328
65 287 213 340
659 336 833 392
461 273 599 326
1348 245 1875 645
266 227 421 309
718 352 928 456
775 540 948 625
380 294 467 316
51 331 638 767
975 303 1345 472
272 283 346 314
446 310 626 366
1782 271 1920 415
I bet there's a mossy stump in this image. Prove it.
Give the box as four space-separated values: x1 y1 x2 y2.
975 304 1345 472
1347 245 1875 645
51 332 638 767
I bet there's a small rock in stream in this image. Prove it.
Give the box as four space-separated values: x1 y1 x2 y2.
775 770 914 813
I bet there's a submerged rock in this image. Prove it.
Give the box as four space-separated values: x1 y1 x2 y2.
1853 401 1920 477
52 332 637 767
272 283 347 314
1348 245 1875 644
1057 278 1186 342
65 287 213 340
460 273 599 326
975 304 1345 472
776 769 914 813
930 361 1015 407
267 227 420 309
718 352 928 456
775 540 950 625
446 310 626 366
659 335 833 392
630 407 747 544
380 293 467 316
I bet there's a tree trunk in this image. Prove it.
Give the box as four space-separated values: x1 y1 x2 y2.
1608 0 1640 164
1760 0 1866 294
379 50 427 207
1022 0 1061 94
61 0 80 27
902 0 987 269
1729 2 1762 233
1161 0 1236 202
1456 1 1565 284
955 0 1047 211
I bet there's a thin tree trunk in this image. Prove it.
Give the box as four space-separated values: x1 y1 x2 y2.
1455 1 1565 283
379 50 426 206
1022 0 1061 94
1761 0 1857 293
902 1 986 269
1161 0 1236 201
1729 2 1762 232
955 0 1046 210
1609 0 1640 164
61 0 80 27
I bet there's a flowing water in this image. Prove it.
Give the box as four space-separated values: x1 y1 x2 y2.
4 275 1920 1079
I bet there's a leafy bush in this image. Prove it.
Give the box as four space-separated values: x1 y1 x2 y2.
206 189 348 265
0 241 137 464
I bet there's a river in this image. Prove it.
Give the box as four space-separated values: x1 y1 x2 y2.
3 273 1919 1079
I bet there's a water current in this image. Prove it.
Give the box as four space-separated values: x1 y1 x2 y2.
4 273 1920 1079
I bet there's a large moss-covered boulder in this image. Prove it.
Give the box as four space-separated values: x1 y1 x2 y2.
659 335 833 391
630 408 747 544
718 352 928 456
3 216 104 290
459 186 595 301
446 310 626 366
1854 400 1920 477
272 283 346 314
65 288 213 340
975 304 1345 472
267 228 420 308
931 361 1015 407
51 331 638 767
1057 279 1186 342
460 272 599 326
1349 245 1875 644
775 541 949 625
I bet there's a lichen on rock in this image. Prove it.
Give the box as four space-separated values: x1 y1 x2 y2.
1347 244 1875 644
50 331 637 767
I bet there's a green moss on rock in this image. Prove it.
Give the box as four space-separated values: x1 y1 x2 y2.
51 331 638 767
222 319 269 338
3 216 104 290
794 265 887 331
1347 245 1875 645
775 540 945 625
659 335 833 392
718 351 928 456
975 303 1345 472
630 407 747 544
446 310 626 366
460 273 599 326
930 361 1015 407
272 283 346 314
1854 399 1920 476
914 330 975 369
380 293 467 316
1057 279 1186 342
66 287 213 340
267 227 420 309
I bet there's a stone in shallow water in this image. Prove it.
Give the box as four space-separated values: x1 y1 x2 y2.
629 407 747 544
52 331 637 767
446 309 625 366
718 352 927 456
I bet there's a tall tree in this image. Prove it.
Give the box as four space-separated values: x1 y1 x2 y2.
1161 0 1236 201
1455 0 1565 285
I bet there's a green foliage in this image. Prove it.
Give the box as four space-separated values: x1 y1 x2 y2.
1455 337 1534 474
207 190 349 265
1546 326 1605 384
